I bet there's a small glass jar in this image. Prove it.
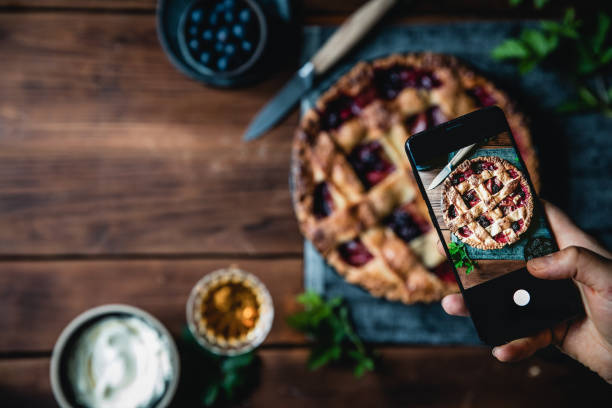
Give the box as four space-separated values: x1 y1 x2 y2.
186 266 273 355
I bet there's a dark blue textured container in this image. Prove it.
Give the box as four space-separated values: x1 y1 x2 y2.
157 0 294 88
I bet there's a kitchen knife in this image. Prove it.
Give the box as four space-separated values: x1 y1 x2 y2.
243 0 397 141
427 143 477 190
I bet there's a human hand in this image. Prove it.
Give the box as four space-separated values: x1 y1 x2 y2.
441 201 612 384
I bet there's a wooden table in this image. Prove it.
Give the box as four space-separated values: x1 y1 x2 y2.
0 1 609 406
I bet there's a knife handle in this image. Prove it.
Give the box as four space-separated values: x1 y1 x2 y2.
310 0 396 75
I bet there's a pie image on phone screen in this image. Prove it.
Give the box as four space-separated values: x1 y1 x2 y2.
417 129 549 290
442 156 534 250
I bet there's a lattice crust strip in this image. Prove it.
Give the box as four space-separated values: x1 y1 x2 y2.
442 156 534 250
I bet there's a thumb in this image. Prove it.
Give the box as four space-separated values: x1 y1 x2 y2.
527 246 612 294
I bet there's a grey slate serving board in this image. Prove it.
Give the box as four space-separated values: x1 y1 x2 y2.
300 22 612 344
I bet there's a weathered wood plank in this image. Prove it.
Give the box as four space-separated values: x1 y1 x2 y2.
1 348 609 408
0 259 305 352
0 13 302 255
0 0 578 15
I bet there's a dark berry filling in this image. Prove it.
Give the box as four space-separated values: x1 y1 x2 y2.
458 226 472 237
347 141 395 189
319 66 443 131
448 204 457 219
498 197 517 215
451 173 465 186
406 106 447 134
485 177 503 195
430 262 456 283
319 87 378 131
512 184 530 206
462 189 481 208
386 205 429 243
467 86 497 107
338 238 374 267
313 182 334 219
476 215 492 228
507 169 519 179
493 232 508 243
470 160 497 174
511 219 524 233
374 66 441 100
320 94 355 130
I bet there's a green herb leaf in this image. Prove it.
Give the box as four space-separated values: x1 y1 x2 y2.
492 39 530 60
521 29 557 57
202 384 220 407
447 242 477 275
533 0 549 9
287 292 376 377
221 352 254 373
578 86 599 106
592 13 611 53
600 47 612 64
494 4 612 115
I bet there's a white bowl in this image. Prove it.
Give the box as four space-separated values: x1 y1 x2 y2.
50 304 180 408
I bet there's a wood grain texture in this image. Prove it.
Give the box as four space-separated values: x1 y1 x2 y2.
0 259 305 352
0 0 579 15
2 348 610 408
0 13 302 255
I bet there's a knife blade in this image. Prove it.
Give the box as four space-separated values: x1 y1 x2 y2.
243 0 397 141
427 143 477 190
243 62 315 141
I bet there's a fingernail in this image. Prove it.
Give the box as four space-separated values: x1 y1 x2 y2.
492 347 499 358
529 253 554 269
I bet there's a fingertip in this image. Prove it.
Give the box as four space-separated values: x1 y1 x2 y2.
441 294 470 317
492 330 551 363
526 254 555 278
492 345 517 362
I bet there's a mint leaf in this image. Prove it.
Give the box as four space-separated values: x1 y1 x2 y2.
578 86 599 106
592 13 611 53
492 39 530 60
521 29 557 57
202 384 220 407
600 47 612 64
447 242 477 275
287 292 376 378
557 99 591 113
533 0 549 9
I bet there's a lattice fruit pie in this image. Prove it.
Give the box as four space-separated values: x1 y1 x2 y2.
291 53 537 304
442 156 534 250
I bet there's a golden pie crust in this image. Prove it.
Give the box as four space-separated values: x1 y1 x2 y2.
442 156 534 250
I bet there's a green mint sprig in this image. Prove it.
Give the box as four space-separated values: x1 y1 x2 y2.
179 328 261 407
509 0 549 9
287 291 375 378
492 3 612 117
448 242 477 275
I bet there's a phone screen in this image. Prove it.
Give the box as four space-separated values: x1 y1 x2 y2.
414 128 555 290
406 107 582 345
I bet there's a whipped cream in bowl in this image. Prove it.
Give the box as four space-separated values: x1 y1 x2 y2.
51 305 180 408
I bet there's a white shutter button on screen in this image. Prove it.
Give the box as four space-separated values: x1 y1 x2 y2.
513 289 530 306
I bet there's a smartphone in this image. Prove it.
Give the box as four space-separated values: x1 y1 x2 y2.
405 106 583 346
